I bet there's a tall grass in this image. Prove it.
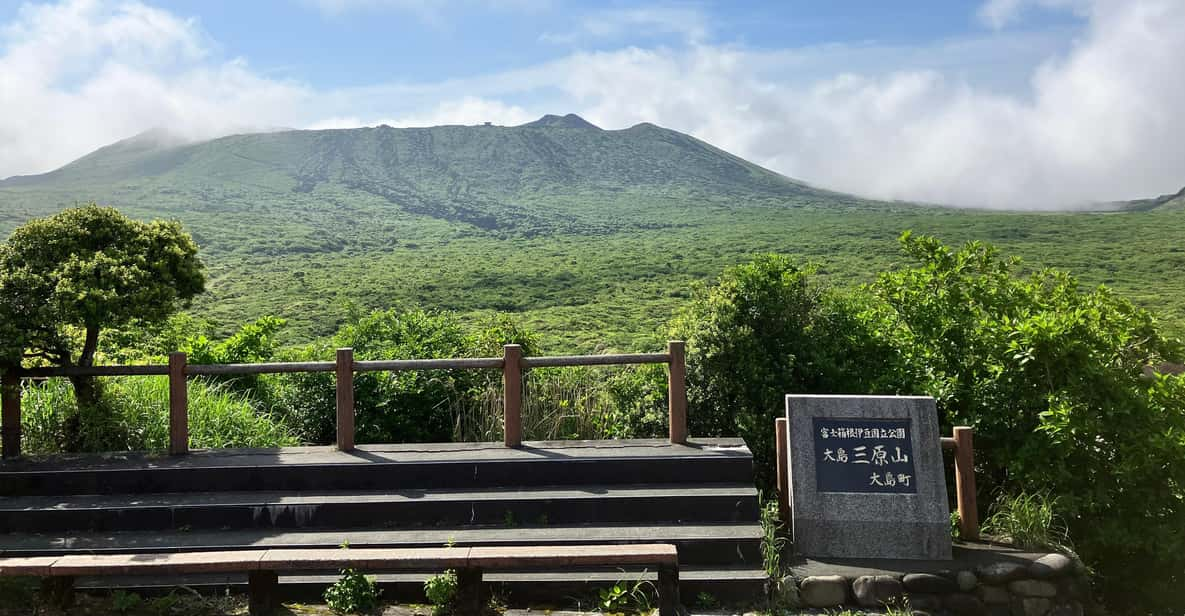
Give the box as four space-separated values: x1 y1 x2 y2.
981 490 1072 552
20 376 296 454
449 365 668 442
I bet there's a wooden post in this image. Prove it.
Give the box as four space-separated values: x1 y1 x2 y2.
503 344 523 448
775 417 790 525
657 564 682 616
247 570 279 616
454 568 485 615
168 352 188 455
336 348 355 452
667 340 687 444
953 426 979 540
1 371 21 459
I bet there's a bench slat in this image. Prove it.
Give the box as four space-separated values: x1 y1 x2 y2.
49 550 268 576
2 544 677 576
468 544 677 568
258 547 471 570
0 555 59 576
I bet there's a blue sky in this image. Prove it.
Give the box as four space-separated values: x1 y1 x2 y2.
80 1 1079 89
1 0 1182 208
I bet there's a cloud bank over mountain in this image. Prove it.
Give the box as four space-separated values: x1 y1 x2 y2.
1 0 1182 209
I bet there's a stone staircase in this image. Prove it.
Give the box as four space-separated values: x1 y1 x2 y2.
0 439 767 604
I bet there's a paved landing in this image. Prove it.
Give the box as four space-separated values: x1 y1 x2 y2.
0 438 749 472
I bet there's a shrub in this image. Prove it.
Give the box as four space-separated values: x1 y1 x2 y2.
423 570 458 615
324 568 380 614
269 309 538 445
669 254 908 488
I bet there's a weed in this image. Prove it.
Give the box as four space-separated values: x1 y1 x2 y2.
982 491 1071 552
111 590 142 614
694 591 720 609
324 568 380 614
760 500 788 580
597 575 656 615
424 570 459 615
950 510 961 539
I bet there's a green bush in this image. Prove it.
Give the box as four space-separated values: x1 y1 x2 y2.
423 569 458 615
669 254 908 487
324 568 380 614
269 309 538 445
866 234 1184 613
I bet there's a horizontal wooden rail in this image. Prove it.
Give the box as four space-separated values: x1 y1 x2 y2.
356 357 504 371
522 352 670 368
0 341 690 459
18 365 169 378
187 362 335 376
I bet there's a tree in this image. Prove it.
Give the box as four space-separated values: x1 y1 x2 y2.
0 205 205 446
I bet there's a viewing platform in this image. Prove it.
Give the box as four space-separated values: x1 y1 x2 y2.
0 439 767 602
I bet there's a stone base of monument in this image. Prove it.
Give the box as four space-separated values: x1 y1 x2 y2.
784 540 1093 616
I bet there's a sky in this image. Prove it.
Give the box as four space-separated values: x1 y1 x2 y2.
0 0 1182 209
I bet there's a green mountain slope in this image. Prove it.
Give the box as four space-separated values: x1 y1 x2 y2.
1 115 866 244
1 115 1182 348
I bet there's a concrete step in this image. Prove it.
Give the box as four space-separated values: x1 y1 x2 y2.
73 566 770 605
0 523 764 567
0 484 760 533
0 439 754 496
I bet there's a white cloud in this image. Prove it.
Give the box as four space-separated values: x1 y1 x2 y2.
0 0 311 177
306 97 536 129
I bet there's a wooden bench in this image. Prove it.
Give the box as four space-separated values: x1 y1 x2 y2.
0 544 682 615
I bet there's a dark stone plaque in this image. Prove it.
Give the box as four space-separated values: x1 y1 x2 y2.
812 417 917 494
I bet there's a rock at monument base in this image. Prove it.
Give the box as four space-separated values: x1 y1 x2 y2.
957 570 979 591
1014 596 1052 616
908 593 944 611
799 575 847 607
979 585 1012 604
904 572 958 593
852 574 904 607
1028 553 1074 579
946 592 990 616
1009 579 1058 598
774 574 801 607
977 561 1028 584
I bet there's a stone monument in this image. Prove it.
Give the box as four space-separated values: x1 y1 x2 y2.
784 394 951 560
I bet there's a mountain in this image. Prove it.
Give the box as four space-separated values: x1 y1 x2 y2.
1115 185 1185 211
0 115 871 250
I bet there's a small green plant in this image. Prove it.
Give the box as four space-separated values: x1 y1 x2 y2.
324 568 380 614
111 590 142 613
950 510 961 539
981 491 1071 552
694 591 720 609
502 510 517 527
597 576 655 615
760 499 789 580
147 592 181 616
424 569 459 615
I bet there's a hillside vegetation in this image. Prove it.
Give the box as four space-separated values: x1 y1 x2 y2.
1 115 1182 348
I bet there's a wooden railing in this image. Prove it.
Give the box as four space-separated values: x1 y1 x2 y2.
774 417 979 540
0 341 689 459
